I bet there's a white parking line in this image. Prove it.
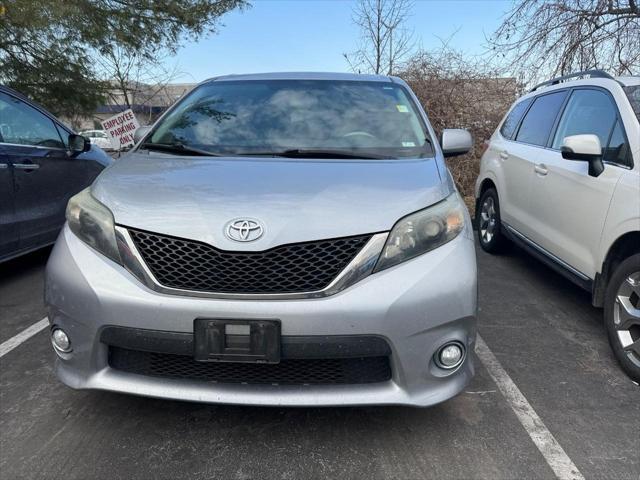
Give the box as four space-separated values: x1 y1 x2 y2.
476 334 585 480
0 317 49 358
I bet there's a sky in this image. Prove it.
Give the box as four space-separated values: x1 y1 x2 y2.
170 0 513 83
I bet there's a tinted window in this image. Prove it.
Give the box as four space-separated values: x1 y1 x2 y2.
604 119 631 167
0 92 65 148
552 89 617 150
624 85 639 121
500 98 531 139
55 124 69 147
149 80 432 158
515 91 568 146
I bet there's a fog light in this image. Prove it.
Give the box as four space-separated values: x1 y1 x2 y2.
435 342 464 369
51 328 71 353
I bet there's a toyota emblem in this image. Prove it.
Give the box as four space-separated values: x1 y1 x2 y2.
225 218 265 242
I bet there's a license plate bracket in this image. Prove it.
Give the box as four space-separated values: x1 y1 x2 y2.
193 318 281 363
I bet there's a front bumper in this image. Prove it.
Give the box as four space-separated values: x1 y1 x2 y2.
45 224 477 407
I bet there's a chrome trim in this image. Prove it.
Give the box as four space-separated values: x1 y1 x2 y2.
13 163 40 170
503 223 590 281
50 328 73 354
115 226 389 300
225 218 265 242
433 341 466 370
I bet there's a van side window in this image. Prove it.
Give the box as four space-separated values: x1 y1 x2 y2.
515 91 568 146
604 119 632 167
551 89 618 151
500 98 532 140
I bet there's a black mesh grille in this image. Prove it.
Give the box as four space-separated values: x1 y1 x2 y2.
128 229 371 294
109 347 392 385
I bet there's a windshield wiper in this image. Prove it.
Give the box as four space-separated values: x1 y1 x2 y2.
140 142 222 157
235 148 392 160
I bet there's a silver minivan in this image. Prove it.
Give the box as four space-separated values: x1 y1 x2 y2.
45 72 477 407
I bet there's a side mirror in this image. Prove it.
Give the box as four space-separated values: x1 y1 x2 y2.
441 129 473 157
68 134 91 155
561 134 604 177
133 125 152 145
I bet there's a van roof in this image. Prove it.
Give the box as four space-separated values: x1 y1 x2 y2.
204 72 396 83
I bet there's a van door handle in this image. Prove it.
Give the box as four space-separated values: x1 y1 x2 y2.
13 162 40 171
534 164 548 176
499 151 509 160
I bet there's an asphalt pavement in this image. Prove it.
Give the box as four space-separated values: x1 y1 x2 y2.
0 242 638 480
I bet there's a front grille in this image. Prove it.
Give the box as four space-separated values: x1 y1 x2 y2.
128 229 371 294
109 347 392 385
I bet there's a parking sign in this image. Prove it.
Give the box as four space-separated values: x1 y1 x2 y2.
101 109 141 149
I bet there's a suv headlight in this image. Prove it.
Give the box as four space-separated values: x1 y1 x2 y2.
66 188 122 264
375 193 465 272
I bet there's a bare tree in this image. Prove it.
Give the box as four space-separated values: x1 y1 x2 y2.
489 0 640 83
94 45 183 125
399 43 521 210
344 0 415 75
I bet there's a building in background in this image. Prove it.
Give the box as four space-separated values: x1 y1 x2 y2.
72 82 197 131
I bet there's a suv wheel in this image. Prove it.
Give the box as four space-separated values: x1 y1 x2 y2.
476 188 507 253
605 254 640 383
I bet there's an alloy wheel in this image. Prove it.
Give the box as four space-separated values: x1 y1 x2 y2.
614 272 640 368
479 196 497 244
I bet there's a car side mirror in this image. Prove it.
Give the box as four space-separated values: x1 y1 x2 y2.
441 129 473 158
69 134 91 155
133 126 152 145
561 134 604 177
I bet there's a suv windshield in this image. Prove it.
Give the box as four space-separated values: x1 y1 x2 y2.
623 85 640 121
147 80 432 158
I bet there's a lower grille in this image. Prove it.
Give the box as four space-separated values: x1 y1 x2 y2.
109 347 392 385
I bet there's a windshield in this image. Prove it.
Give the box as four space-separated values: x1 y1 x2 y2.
147 80 432 158
623 85 640 122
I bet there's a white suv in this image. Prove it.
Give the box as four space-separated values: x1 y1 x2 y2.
79 129 115 151
475 71 640 381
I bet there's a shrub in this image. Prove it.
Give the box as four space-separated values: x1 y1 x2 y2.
399 46 522 213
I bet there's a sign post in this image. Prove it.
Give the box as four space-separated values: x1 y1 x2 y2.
101 109 141 151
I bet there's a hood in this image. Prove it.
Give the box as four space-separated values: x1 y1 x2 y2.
92 151 450 251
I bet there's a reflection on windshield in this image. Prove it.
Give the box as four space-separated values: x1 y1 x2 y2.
149 80 432 158
165 99 236 145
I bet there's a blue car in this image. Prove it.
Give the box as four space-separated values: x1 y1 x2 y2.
0 85 112 262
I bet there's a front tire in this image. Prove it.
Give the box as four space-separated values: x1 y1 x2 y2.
604 254 640 383
476 188 507 253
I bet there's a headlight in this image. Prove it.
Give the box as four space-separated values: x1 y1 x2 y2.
66 188 121 264
374 193 465 272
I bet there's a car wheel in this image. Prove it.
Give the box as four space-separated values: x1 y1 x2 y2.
476 188 507 253
604 254 640 383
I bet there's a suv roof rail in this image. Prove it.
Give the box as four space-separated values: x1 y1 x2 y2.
529 70 620 92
